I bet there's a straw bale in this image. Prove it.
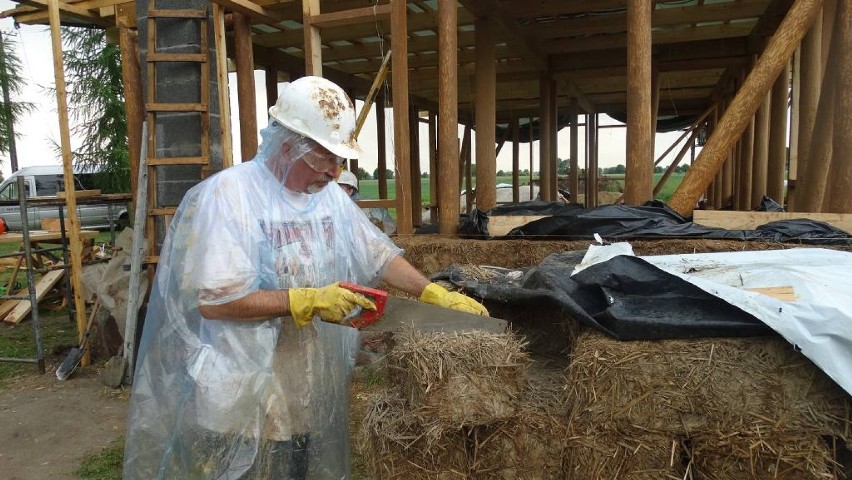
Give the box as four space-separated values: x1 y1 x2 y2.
389 329 530 427
563 429 686 480
567 330 852 437
468 365 570 479
689 432 836 480
358 392 469 479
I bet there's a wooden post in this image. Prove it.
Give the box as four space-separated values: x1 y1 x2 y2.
233 12 257 162
825 0 851 213
654 128 700 197
568 98 579 204
711 109 723 209
529 118 535 200
625 0 653 205
48 0 88 365
475 16 496 212
751 93 771 207
790 13 823 208
428 111 438 223
376 95 388 199
669 0 825 216
409 105 422 226
213 4 233 169
651 65 661 154
768 62 790 203
437 0 459 234
302 0 322 76
391 0 412 233
265 67 278 109
538 74 552 201
787 47 802 206
549 79 558 200
737 118 755 210
464 128 473 213
588 114 599 207
118 19 143 201
798 2 841 211
512 116 520 203
459 125 471 193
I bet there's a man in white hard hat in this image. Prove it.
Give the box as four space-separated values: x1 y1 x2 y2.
123 76 487 480
337 169 397 235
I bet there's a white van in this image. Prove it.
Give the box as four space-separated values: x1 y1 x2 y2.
0 165 129 231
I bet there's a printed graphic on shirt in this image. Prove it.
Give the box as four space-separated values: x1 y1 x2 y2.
261 217 335 288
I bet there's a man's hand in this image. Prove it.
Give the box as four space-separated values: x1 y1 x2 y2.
419 283 489 316
288 283 377 327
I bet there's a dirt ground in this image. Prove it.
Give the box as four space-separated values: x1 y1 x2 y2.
0 368 128 480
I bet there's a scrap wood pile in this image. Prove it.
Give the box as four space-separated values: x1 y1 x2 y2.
566 330 852 479
358 329 569 479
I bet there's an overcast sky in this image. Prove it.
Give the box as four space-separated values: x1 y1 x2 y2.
0 4 693 181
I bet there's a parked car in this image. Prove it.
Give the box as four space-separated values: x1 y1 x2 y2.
0 165 129 231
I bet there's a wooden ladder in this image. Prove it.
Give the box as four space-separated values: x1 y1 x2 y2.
144 4 211 265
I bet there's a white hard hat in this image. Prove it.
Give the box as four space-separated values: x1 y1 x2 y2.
337 169 359 191
269 76 363 159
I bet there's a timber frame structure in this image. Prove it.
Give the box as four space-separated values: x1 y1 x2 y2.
2 0 850 237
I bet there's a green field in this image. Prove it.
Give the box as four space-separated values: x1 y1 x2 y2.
356 173 685 205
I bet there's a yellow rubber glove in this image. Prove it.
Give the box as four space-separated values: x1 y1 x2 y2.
419 283 489 316
288 283 377 328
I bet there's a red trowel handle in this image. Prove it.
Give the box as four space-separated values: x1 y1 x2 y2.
339 282 388 329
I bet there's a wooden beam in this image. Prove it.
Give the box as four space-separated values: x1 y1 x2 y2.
693 210 852 232
47 0 88 365
428 111 438 223
790 12 823 209
302 0 322 76
459 0 546 70
306 4 391 28
376 95 388 199
654 127 701 197
117 17 143 202
538 74 552 201
737 117 755 209
212 0 280 24
391 0 412 234
409 104 421 227
568 99 579 203
354 49 391 139
669 0 824 217
17 0 109 27
512 116 520 203
213 4 233 169
474 16 496 212
624 0 653 205
438 0 459 234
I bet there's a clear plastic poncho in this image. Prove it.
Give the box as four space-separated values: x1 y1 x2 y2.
124 122 402 479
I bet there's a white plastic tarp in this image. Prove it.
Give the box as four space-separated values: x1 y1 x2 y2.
644 248 852 396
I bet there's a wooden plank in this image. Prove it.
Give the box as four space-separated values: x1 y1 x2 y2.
147 52 206 62
692 210 852 233
391 0 412 233
3 269 65 324
147 156 208 166
487 215 547 237
744 286 796 302
213 3 233 169
302 0 322 76
210 0 281 24
233 11 257 161
147 8 206 18
56 189 101 199
307 4 391 28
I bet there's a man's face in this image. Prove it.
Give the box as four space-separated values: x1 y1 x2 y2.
283 140 344 194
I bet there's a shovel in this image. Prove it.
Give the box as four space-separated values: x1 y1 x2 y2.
56 299 100 381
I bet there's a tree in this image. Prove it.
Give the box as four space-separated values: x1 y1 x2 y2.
58 27 129 193
421 171 428 178
373 168 394 179
557 159 570 175
356 167 370 180
0 30 33 169
654 166 664 174
496 169 505 176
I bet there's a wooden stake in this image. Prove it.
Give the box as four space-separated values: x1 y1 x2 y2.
438 0 459 234
625 0 653 205
475 16 496 212
669 0 825 216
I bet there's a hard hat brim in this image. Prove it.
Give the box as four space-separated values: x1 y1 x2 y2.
269 106 363 160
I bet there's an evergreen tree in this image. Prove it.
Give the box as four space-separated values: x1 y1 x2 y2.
59 27 129 193
0 30 33 168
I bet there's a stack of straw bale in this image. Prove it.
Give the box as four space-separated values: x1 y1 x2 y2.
565 330 852 479
359 329 569 479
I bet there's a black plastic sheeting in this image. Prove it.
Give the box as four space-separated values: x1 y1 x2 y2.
434 251 772 341
459 200 852 245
